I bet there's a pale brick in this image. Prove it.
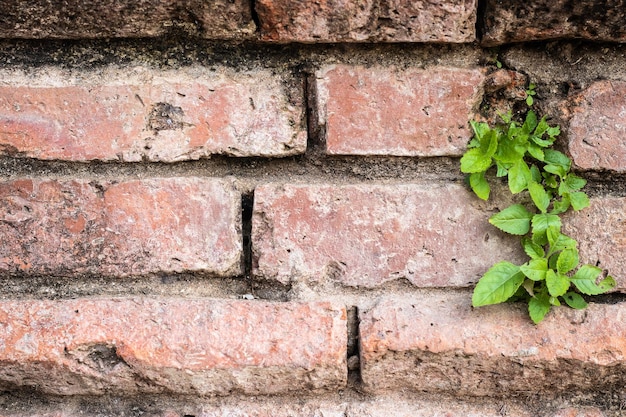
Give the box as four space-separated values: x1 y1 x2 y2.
0 0 255 39
252 183 524 287
256 0 476 43
0 68 306 162
0 298 347 395
314 65 485 156
359 294 626 395
568 80 626 172
563 197 626 291
0 178 241 277
482 0 626 46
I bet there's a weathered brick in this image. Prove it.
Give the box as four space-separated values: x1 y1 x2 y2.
359 294 626 395
313 65 485 156
256 0 477 43
482 0 626 46
0 68 306 161
0 0 255 39
0 298 346 395
252 183 524 287
552 408 606 417
567 80 626 172
563 197 626 291
0 178 241 277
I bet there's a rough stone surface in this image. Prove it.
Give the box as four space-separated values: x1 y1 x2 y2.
563 197 626 291
256 0 476 43
359 294 626 395
0 0 255 39
314 65 485 156
482 0 626 46
0 298 347 395
252 183 524 287
0 178 242 277
0 68 306 162
567 80 626 172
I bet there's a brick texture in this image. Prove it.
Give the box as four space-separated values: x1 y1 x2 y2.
0 178 241 277
313 65 485 156
481 0 626 46
359 294 626 395
0 0 255 39
0 298 347 395
256 0 477 43
252 183 524 287
0 69 306 162
567 80 626 172
564 197 626 291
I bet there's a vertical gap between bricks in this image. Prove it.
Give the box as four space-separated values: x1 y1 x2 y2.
475 0 487 41
249 0 261 34
241 192 254 281
304 70 325 155
346 306 362 386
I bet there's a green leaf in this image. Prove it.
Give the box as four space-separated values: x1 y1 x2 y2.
533 117 549 136
528 182 550 213
529 294 551 324
469 172 490 200
563 292 588 309
551 232 577 252
520 259 548 281
544 149 571 172
530 165 542 183
547 126 560 137
546 226 561 248
562 175 587 192
489 204 533 235
496 161 509 177
551 194 571 214
470 120 492 141
532 213 562 234
461 148 492 173
479 129 498 157
544 164 567 178
522 237 545 259
527 144 545 161
472 262 525 307
526 95 534 106
557 248 579 275
571 266 616 295
546 269 570 297
523 110 538 133
508 160 530 194
569 192 590 211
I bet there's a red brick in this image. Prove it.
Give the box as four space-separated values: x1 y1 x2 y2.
0 0 255 39
0 298 346 395
359 294 626 395
313 65 485 156
552 408 606 417
0 69 306 161
256 0 476 43
482 0 626 46
567 80 626 172
0 178 241 277
563 197 626 291
252 183 524 287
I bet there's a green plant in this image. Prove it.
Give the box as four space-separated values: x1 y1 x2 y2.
461 87 615 324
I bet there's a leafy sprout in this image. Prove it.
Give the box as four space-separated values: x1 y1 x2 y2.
461 85 615 324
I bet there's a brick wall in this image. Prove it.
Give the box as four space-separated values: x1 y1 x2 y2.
0 1 625 416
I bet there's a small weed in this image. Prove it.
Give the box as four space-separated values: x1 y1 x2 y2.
461 84 615 323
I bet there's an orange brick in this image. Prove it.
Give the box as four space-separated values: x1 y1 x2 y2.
0 298 347 395
256 0 477 43
0 178 241 277
568 80 626 172
314 65 484 156
359 293 626 395
0 69 306 161
564 196 626 290
252 183 524 287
